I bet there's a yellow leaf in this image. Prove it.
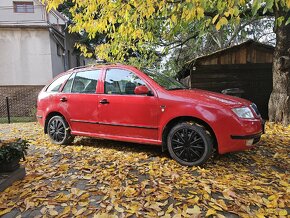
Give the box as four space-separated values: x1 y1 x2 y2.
49 209 58 216
268 194 277 201
79 192 90 200
126 204 140 214
124 187 136 197
166 204 174 214
216 17 228 30
222 188 236 200
171 14 177 24
212 14 219 24
187 205 201 214
279 180 288 187
148 203 162 211
106 205 113 212
79 201 89 207
187 196 199 204
255 212 265 218
75 208 86 216
115 205 124 213
54 193 69 202
0 208 13 216
224 11 230 17
279 209 287 216
71 188 86 197
196 7 204 20
206 208 217 217
59 164 69 171
40 207 47 215
59 206 71 217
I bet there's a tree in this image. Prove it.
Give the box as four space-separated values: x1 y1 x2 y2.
43 0 290 124
162 17 276 77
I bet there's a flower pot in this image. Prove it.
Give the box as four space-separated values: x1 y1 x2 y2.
0 159 20 173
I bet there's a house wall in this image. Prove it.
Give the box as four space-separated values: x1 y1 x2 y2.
49 31 84 77
0 0 87 118
0 0 65 27
0 28 53 85
50 34 65 77
65 33 82 69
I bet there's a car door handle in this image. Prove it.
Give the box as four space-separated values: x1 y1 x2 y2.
99 99 109 104
60 97 67 102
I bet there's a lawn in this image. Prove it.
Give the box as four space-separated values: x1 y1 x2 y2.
0 117 35 124
0 122 289 217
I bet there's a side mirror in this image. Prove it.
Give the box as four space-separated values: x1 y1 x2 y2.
134 85 150 95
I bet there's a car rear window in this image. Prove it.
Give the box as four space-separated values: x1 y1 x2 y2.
46 74 70 92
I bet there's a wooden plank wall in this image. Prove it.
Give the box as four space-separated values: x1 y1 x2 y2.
197 44 273 65
190 64 273 118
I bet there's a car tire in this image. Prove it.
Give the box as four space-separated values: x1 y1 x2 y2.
47 115 74 145
167 122 213 166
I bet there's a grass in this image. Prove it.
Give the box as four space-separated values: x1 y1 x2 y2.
0 117 35 124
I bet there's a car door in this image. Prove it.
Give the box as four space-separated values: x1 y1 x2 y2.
58 69 102 134
98 68 159 140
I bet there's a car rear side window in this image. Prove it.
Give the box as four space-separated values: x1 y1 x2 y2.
71 70 101 93
46 74 70 92
62 74 75 93
105 69 146 95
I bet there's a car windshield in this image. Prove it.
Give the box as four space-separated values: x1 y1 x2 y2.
143 69 188 90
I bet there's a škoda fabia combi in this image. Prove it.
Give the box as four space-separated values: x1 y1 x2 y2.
37 64 264 166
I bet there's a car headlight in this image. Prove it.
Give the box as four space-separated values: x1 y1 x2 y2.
232 107 254 119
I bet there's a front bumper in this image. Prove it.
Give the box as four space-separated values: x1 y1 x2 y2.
217 118 264 154
36 110 45 126
231 131 263 146
231 131 263 140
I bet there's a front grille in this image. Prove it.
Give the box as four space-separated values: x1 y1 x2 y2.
251 103 260 116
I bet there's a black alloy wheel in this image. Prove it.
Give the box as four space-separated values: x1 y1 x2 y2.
47 116 74 145
167 122 213 166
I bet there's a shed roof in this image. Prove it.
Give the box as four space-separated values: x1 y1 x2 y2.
177 40 274 79
191 39 274 65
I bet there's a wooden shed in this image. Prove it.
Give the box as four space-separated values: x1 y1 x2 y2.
178 40 274 118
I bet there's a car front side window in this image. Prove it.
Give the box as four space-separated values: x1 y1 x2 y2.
105 69 146 95
71 70 101 93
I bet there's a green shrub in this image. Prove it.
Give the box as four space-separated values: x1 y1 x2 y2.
0 139 29 164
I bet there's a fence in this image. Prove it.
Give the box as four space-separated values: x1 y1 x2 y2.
0 96 36 124
0 86 44 124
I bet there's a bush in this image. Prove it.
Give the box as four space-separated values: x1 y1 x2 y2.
0 139 29 164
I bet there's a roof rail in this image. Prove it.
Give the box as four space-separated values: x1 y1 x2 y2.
71 65 89 70
70 61 121 71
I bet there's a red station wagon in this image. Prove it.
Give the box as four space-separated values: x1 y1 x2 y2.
37 64 264 166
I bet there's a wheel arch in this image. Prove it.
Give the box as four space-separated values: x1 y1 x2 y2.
161 116 218 153
44 111 69 134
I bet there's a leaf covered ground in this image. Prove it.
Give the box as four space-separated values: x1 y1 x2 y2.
0 122 289 218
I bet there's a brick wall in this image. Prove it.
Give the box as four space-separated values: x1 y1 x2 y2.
0 86 44 117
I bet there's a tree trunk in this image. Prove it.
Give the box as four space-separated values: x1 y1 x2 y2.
268 10 290 125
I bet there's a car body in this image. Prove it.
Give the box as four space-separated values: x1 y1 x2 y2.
37 64 264 166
